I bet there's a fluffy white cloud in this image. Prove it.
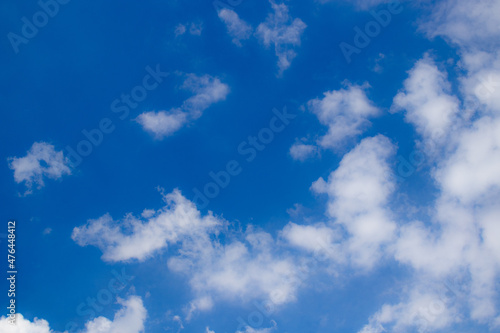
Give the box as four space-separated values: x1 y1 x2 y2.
311 135 396 269
0 296 146 333
136 74 229 139
255 1 306 74
217 9 253 46
420 0 500 51
358 283 462 332
8 142 71 195
435 117 500 204
72 189 221 262
392 55 460 149
281 222 343 262
168 228 300 310
308 82 380 149
0 314 51 333
354 2 500 326
135 110 187 139
84 297 147 333
289 142 319 161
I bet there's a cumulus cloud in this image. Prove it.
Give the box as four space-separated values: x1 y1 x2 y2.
307 82 380 149
0 296 146 333
136 74 229 139
217 8 253 46
311 135 397 269
169 228 300 310
392 55 460 149
8 142 71 195
255 1 307 74
72 189 221 262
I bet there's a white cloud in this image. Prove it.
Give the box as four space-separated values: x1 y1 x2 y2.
289 142 319 161
420 0 500 51
8 142 71 195
169 228 300 309
84 296 147 333
435 117 500 204
0 314 51 333
0 296 146 333
307 82 380 149
136 110 187 139
358 283 461 333
217 8 253 46
255 1 307 74
180 74 230 118
355 8 500 324
281 222 342 262
311 135 396 269
392 55 460 148
72 189 221 262
136 74 229 139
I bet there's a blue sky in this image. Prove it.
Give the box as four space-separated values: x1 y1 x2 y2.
1 0 500 332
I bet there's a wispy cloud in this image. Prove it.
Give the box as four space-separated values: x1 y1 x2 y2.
255 1 307 74
136 74 229 139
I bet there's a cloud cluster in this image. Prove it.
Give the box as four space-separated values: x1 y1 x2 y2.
136 74 229 139
8 142 71 195
73 190 302 318
353 1 500 325
69 1 500 332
